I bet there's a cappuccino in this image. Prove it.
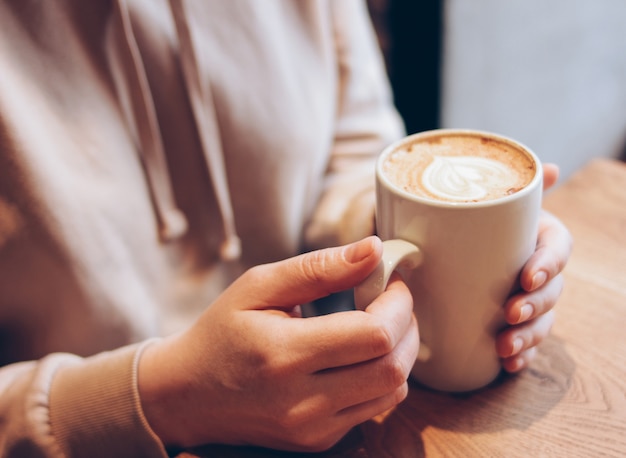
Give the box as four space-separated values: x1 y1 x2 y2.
364 129 543 391
381 132 536 203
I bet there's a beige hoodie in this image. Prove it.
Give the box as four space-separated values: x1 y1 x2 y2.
0 0 404 456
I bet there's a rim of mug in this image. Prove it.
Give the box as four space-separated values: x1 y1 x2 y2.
376 128 544 209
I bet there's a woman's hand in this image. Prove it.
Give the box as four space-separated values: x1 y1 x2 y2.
137 236 419 453
496 163 573 372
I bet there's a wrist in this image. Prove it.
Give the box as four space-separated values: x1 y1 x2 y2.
137 336 185 450
49 344 168 457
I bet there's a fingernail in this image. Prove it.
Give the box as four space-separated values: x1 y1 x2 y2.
511 337 524 356
517 304 534 323
344 238 375 264
531 271 547 291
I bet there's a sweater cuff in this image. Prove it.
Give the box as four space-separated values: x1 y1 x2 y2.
49 341 168 458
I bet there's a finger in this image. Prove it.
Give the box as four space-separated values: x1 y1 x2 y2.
520 210 573 292
250 315 416 454
504 273 564 325
235 236 383 309
313 311 418 408
336 382 409 431
502 347 538 373
271 383 410 454
496 310 555 359
542 163 559 191
294 273 416 372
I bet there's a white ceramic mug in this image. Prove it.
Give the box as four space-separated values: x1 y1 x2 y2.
354 129 543 392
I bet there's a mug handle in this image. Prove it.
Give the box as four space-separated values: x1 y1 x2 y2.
353 239 432 362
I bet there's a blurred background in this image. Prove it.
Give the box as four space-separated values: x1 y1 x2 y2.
368 0 626 182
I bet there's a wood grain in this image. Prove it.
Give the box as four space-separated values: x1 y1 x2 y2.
180 159 626 458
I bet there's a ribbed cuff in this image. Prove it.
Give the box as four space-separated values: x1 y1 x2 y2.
49 342 168 458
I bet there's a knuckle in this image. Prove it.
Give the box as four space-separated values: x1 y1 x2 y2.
522 346 538 364
394 382 410 405
380 353 408 390
543 254 561 278
541 310 556 334
276 410 343 453
276 409 304 432
375 383 410 415
550 224 573 271
535 273 564 314
298 250 328 284
256 353 286 380
275 404 316 437
368 322 395 356
241 264 270 286
526 311 555 348
528 332 542 349
275 399 329 435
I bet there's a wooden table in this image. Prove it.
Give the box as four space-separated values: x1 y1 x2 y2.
181 158 626 458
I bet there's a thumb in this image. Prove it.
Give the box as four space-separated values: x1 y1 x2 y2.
235 236 383 310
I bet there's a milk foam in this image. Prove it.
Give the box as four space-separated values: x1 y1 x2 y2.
381 134 536 203
422 156 515 201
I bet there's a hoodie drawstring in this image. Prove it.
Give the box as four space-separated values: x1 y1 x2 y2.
112 0 241 260
168 0 241 261
112 0 188 242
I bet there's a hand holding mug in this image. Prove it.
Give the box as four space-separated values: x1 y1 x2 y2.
497 164 572 372
137 237 418 452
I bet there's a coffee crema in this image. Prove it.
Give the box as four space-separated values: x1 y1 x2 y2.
382 134 536 203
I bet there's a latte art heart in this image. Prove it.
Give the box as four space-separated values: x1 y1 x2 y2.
422 156 514 201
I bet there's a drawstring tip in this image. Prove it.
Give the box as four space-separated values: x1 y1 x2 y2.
220 235 242 261
159 209 188 242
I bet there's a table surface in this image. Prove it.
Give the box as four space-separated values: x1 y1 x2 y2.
181 158 626 458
